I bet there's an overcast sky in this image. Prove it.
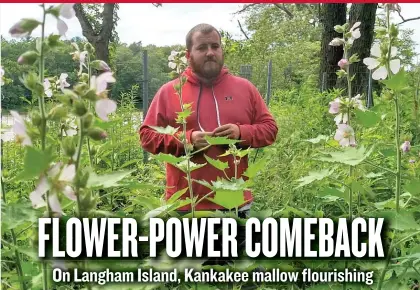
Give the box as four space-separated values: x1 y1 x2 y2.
1 3 419 57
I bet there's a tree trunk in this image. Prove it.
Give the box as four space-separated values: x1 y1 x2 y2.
74 4 115 64
346 4 378 96
318 4 347 91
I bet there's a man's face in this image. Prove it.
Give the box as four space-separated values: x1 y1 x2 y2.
187 30 224 79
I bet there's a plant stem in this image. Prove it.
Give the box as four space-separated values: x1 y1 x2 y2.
38 6 51 290
377 6 402 289
1 177 26 290
394 97 401 213
177 76 195 218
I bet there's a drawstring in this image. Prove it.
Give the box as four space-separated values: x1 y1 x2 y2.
197 83 221 132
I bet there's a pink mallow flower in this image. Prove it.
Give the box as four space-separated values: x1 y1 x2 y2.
400 141 411 153
334 124 356 147
329 98 341 114
338 59 349 69
91 72 117 121
95 99 117 121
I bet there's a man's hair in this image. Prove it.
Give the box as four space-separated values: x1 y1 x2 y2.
186 23 221 51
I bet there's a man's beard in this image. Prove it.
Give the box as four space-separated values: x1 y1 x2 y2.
190 56 224 79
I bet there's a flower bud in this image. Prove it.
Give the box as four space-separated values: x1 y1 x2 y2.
84 43 95 55
73 83 89 96
87 127 107 141
62 137 76 158
48 105 68 121
18 51 39 65
73 99 88 117
90 60 111 71
334 25 345 33
348 53 360 64
390 24 398 38
75 170 90 189
9 18 41 38
82 113 94 128
169 71 178 79
90 146 97 156
31 112 42 127
338 59 349 69
336 69 347 79
46 34 61 48
82 89 98 101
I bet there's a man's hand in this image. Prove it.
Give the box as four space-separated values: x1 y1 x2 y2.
191 131 213 149
212 124 240 140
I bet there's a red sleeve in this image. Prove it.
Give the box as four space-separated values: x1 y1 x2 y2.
237 82 278 148
139 85 193 157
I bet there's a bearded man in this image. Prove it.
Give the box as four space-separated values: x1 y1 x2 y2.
139 23 278 217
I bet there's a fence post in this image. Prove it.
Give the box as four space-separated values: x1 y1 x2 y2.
142 50 149 164
321 72 327 92
266 60 272 105
367 69 374 108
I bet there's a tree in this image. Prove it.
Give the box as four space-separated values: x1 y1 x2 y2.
345 4 378 95
74 4 118 64
318 4 346 91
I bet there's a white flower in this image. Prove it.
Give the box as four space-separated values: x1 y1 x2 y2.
334 112 349 125
1 66 4 86
363 43 400 80
29 163 77 215
334 124 356 147
10 110 32 146
168 62 177 70
57 73 70 92
329 38 345 47
59 4 76 19
91 71 116 95
44 79 52 98
95 99 117 121
353 94 366 111
54 4 75 36
348 22 361 44
168 51 178 61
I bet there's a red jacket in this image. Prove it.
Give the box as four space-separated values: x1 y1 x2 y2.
139 66 278 211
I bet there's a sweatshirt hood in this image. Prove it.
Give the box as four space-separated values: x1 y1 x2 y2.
182 66 230 86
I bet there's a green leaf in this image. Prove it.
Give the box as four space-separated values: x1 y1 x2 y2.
295 169 334 188
153 153 187 166
15 147 54 181
204 136 241 145
204 154 228 171
404 179 420 196
305 135 329 144
243 157 267 179
382 69 409 92
354 110 381 128
207 178 247 209
1 201 38 233
167 187 188 204
176 160 206 172
371 210 420 231
149 125 179 135
316 187 348 202
316 145 374 166
87 170 134 189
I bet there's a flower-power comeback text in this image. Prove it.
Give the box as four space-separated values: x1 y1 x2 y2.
38 217 385 259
